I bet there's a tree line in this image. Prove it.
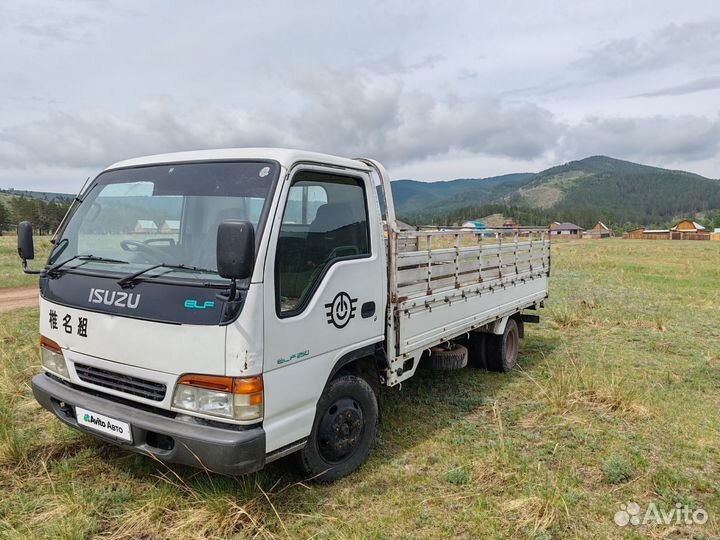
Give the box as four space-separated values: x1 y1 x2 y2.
400 203 720 232
0 196 72 235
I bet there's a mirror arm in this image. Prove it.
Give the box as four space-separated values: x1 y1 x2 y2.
216 278 238 302
21 259 42 275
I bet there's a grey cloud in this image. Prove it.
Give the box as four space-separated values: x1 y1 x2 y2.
576 19 720 77
287 68 403 155
0 97 289 170
0 69 564 173
458 69 479 81
4 63 716 183
382 94 563 164
287 68 564 163
633 75 720 97
560 114 720 163
357 52 447 76
406 54 447 71
5 1 101 45
18 14 96 43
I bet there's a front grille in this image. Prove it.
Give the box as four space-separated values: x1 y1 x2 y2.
74 363 166 402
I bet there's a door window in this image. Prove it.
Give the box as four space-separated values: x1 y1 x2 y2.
276 171 370 315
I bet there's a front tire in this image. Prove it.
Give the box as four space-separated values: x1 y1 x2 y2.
295 373 378 483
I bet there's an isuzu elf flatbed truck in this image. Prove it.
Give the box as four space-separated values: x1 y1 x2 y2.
17 149 549 481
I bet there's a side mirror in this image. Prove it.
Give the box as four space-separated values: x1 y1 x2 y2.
17 221 35 260
217 220 255 280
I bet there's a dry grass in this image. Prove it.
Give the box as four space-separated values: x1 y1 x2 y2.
0 239 719 538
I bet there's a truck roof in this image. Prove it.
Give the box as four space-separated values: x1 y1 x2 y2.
106 148 372 172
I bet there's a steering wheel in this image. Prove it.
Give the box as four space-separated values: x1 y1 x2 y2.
120 240 168 262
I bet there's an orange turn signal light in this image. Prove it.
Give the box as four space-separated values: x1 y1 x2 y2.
40 335 62 354
177 374 263 395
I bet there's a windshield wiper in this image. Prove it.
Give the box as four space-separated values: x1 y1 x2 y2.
46 255 129 278
117 263 219 288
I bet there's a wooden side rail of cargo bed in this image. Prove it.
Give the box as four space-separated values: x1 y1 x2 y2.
390 228 550 301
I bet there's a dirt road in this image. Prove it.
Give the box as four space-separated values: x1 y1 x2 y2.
0 286 38 312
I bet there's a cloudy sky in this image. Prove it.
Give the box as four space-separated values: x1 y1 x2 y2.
1 0 719 192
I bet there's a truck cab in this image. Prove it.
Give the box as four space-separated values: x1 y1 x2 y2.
19 148 550 482
23 150 389 480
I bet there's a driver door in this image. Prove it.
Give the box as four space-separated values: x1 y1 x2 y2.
261 165 385 452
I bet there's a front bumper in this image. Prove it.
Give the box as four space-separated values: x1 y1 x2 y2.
32 373 266 475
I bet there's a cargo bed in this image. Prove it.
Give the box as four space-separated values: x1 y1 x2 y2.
383 227 550 385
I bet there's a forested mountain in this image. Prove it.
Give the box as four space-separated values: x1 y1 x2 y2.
396 156 720 230
391 173 534 214
2 156 719 233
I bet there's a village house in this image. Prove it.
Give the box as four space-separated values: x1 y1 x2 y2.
461 220 486 230
623 219 711 240
584 221 611 239
382 219 414 233
160 220 180 233
670 220 709 240
382 219 417 251
134 220 158 233
549 222 583 237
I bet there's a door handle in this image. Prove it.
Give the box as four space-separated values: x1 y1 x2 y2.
361 301 375 318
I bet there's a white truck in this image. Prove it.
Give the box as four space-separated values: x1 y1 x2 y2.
17 149 550 482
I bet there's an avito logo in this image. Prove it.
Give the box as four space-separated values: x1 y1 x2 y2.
83 413 107 428
82 412 126 435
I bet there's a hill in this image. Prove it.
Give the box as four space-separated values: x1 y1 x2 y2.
391 173 534 215
3 157 719 231
395 156 720 229
0 189 72 202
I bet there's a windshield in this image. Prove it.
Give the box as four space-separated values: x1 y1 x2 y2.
50 161 280 284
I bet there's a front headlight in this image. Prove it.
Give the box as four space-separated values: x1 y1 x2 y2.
172 374 263 421
40 335 69 379
173 385 233 417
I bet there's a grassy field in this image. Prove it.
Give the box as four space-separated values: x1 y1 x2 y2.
0 239 719 539
0 235 52 288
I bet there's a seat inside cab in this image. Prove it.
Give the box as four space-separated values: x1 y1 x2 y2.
275 171 369 313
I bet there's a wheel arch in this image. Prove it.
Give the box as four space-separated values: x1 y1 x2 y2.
511 312 525 339
490 313 525 338
325 343 385 417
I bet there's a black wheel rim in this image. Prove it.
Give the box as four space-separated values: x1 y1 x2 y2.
317 397 364 463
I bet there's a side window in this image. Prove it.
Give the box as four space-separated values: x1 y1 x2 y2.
276 172 370 315
283 185 328 225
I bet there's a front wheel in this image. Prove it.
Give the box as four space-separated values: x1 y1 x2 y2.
295 373 378 483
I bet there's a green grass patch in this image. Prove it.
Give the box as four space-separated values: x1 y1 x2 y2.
0 239 718 538
0 235 52 288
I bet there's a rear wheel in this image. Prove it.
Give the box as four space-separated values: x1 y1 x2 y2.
486 318 520 372
467 332 487 369
295 373 378 483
